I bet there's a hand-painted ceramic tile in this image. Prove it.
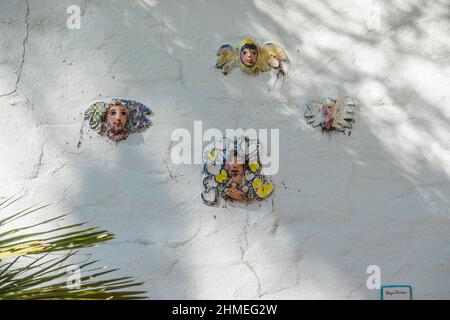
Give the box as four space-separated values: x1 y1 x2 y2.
304 97 356 135
83 98 152 142
201 137 274 206
216 39 288 76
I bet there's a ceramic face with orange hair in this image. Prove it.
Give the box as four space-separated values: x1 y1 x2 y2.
215 39 288 76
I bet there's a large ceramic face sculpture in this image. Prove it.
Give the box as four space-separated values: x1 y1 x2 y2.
83 98 152 142
201 137 274 206
216 39 288 76
304 97 356 135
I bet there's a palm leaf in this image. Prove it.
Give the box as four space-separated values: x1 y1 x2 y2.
0 197 147 300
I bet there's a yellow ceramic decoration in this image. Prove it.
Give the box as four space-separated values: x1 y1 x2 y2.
252 178 274 199
215 169 228 184
216 39 288 76
207 149 217 161
248 162 260 173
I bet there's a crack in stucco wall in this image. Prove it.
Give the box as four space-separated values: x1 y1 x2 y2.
31 144 44 179
239 209 262 298
0 0 29 98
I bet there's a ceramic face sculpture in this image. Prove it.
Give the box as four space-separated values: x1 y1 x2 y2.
201 137 274 206
224 154 247 201
83 98 152 142
216 39 288 76
240 42 258 67
105 102 129 141
304 97 356 134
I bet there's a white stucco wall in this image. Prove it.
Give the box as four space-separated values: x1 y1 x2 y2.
1 0 449 299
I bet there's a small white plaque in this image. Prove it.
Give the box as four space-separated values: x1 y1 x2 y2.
381 285 412 300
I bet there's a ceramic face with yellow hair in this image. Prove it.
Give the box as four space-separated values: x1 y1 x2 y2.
201 137 274 206
216 39 288 76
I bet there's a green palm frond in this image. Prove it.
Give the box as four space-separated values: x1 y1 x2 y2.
0 197 114 260
0 196 147 300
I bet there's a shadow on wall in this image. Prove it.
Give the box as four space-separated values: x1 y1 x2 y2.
7 0 450 298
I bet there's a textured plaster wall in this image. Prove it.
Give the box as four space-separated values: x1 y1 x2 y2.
1 0 449 299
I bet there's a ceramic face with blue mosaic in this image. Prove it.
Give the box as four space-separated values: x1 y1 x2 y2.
201 137 274 206
83 99 152 142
